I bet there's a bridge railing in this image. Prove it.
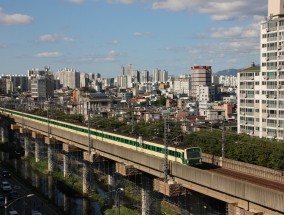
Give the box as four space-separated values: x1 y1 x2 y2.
202 153 284 184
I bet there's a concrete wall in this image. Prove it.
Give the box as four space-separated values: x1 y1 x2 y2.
202 153 284 183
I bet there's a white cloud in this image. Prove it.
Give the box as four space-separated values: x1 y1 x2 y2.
133 31 151 37
106 0 147 4
196 22 260 41
33 52 63 58
66 0 85 4
37 34 74 43
133 32 143 36
104 0 266 22
77 50 121 63
0 8 33 25
111 40 119 44
152 0 267 21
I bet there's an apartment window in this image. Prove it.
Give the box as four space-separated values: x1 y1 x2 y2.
256 118 260 122
255 109 260 113
255 100 259 103
255 82 259 86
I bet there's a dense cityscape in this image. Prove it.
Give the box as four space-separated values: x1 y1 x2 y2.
0 0 283 215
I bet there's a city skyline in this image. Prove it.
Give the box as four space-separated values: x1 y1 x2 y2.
1 0 267 77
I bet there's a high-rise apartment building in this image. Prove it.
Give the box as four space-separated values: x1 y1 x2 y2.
0 75 28 95
190 66 212 100
56 68 80 89
140 70 149 83
237 0 284 140
29 67 54 99
173 75 191 95
152 69 168 83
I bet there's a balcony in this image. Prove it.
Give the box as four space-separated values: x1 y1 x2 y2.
267 123 278 127
267 66 277 70
267 113 277 118
267 37 277 41
267 47 277 51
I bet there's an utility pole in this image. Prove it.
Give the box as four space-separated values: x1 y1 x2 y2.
221 120 225 159
131 111 134 134
87 102 91 155
163 117 168 182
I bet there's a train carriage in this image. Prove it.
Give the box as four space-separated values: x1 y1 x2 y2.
0 107 202 166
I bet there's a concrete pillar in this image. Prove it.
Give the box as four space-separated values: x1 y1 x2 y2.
228 203 263 215
35 174 40 189
83 198 90 215
24 135 30 157
0 126 8 143
47 145 55 172
63 194 70 212
23 160 29 180
82 161 90 195
48 175 54 200
142 176 161 215
63 153 70 178
141 180 151 215
34 138 41 162
107 174 115 188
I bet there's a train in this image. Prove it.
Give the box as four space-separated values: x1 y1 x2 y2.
0 107 202 166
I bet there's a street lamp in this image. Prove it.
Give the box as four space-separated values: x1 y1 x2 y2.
5 194 34 215
115 188 124 215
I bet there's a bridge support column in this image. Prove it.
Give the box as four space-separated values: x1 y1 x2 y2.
107 174 115 188
63 194 70 212
48 175 54 200
47 145 55 172
141 176 161 215
63 152 70 178
83 198 90 215
62 143 79 178
228 203 263 215
0 126 8 143
24 135 30 158
45 137 60 172
35 139 40 163
32 132 44 162
82 161 90 195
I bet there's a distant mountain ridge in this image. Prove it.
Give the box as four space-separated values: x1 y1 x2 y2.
214 69 240 76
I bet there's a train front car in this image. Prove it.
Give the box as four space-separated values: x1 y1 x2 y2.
184 147 202 165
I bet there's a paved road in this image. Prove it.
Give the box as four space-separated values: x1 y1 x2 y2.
0 167 62 215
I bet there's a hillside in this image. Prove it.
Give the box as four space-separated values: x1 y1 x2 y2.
214 69 240 76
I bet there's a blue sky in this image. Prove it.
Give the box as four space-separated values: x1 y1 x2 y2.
0 0 267 77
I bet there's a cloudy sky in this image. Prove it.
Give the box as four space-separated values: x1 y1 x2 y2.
0 0 268 77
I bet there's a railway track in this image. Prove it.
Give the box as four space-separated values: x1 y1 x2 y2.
206 166 284 192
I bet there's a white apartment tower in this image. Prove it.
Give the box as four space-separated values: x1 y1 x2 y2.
237 0 284 140
174 75 190 95
56 68 80 89
140 70 149 83
152 69 168 83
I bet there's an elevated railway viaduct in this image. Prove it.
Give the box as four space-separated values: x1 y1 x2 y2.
0 110 283 215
